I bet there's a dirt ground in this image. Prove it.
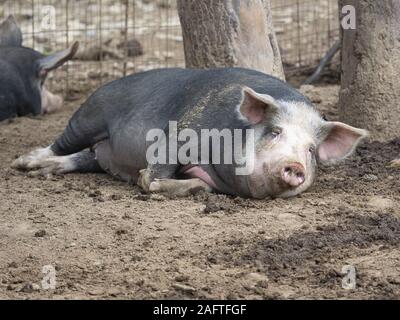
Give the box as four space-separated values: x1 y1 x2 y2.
0 84 399 300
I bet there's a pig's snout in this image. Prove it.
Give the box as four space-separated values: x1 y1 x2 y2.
41 87 64 114
280 162 305 188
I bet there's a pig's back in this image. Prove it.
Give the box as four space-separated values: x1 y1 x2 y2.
88 67 311 127
93 68 199 122
55 68 312 155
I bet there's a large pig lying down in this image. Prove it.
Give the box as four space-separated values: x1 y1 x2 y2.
0 15 78 121
13 68 368 198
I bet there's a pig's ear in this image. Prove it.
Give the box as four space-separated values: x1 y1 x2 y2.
0 15 23 47
37 41 79 77
239 87 280 125
318 121 368 162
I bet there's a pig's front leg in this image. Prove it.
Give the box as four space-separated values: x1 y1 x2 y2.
149 178 212 197
389 158 400 168
137 167 154 193
137 163 174 192
137 166 212 197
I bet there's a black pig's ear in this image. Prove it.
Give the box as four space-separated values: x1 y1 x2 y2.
239 87 280 125
0 15 23 47
37 41 79 78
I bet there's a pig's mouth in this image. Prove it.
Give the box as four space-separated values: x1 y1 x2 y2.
180 165 218 190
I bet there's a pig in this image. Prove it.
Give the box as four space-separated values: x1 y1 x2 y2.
12 67 368 198
0 15 79 121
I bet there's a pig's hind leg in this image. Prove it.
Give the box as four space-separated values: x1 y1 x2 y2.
12 149 103 176
13 99 108 173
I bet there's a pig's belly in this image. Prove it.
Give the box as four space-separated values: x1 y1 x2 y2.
95 139 219 189
98 112 173 182
181 165 218 190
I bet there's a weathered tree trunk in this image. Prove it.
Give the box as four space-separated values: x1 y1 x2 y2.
177 0 285 80
339 0 400 141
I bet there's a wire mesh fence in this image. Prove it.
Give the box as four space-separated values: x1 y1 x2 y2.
1 0 339 98
272 0 339 72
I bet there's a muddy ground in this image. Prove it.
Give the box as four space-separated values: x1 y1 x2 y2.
0 84 399 300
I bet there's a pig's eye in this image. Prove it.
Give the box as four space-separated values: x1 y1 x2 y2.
271 128 282 138
309 146 316 154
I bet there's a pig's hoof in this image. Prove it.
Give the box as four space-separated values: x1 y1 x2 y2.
12 146 54 170
137 169 152 193
389 159 400 168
